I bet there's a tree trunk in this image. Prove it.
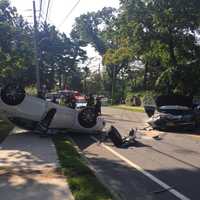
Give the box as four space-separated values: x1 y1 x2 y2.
59 71 62 90
169 36 177 67
167 29 178 93
111 65 116 104
143 62 148 90
167 28 177 67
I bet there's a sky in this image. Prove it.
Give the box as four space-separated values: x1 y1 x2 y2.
11 0 120 34
10 0 120 70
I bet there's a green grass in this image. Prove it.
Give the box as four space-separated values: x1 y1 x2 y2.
0 119 14 143
53 135 113 200
111 104 145 113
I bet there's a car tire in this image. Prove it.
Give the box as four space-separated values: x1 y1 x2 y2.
78 107 97 128
108 126 123 147
1 84 25 106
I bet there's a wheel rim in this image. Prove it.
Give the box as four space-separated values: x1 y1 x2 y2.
78 107 97 128
1 84 25 105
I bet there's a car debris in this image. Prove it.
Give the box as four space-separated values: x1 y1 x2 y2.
99 125 162 148
107 126 137 147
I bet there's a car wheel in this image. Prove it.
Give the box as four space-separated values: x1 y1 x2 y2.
1 84 25 106
78 107 97 128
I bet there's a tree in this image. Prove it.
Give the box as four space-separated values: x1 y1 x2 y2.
71 7 117 55
117 0 200 95
0 0 34 85
38 23 87 90
0 1 88 92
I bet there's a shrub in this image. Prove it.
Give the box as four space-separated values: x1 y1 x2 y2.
25 85 37 96
125 91 158 106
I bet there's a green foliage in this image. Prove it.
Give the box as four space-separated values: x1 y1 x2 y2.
25 85 37 96
125 90 158 106
118 0 200 95
142 91 157 106
78 0 200 97
0 1 87 91
103 47 133 66
38 23 87 90
111 105 145 113
71 7 117 55
85 71 103 95
53 135 112 200
0 0 34 84
1 0 200 97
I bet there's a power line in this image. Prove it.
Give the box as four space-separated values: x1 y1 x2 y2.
59 0 80 28
47 0 53 23
45 0 51 22
38 0 43 24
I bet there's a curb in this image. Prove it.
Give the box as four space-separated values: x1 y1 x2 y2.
68 136 125 200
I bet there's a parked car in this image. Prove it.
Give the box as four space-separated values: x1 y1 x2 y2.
46 90 87 109
94 95 108 106
45 92 60 103
75 96 87 109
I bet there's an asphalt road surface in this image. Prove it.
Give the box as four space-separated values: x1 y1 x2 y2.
72 107 200 200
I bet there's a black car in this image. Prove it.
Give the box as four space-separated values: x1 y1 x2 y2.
146 95 197 131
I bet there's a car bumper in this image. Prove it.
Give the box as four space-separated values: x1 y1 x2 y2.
148 117 196 130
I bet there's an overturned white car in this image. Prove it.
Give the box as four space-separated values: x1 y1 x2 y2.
0 84 105 134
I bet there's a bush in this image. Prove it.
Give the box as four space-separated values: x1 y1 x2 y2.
142 91 157 106
125 91 158 106
125 95 141 106
25 86 37 96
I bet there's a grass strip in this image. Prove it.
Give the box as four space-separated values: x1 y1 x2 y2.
111 105 145 113
0 119 14 143
53 134 113 200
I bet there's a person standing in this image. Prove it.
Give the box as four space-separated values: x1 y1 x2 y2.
69 95 76 109
59 94 65 105
52 95 57 103
95 97 101 115
64 95 70 107
87 94 95 107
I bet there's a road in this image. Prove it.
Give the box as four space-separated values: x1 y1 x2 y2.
72 107 200 200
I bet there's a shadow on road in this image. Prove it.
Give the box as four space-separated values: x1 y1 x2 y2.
71 134 200 200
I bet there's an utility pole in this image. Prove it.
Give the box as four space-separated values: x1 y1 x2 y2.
33 0 41 96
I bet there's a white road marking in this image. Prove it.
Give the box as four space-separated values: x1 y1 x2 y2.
91 136 191 200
